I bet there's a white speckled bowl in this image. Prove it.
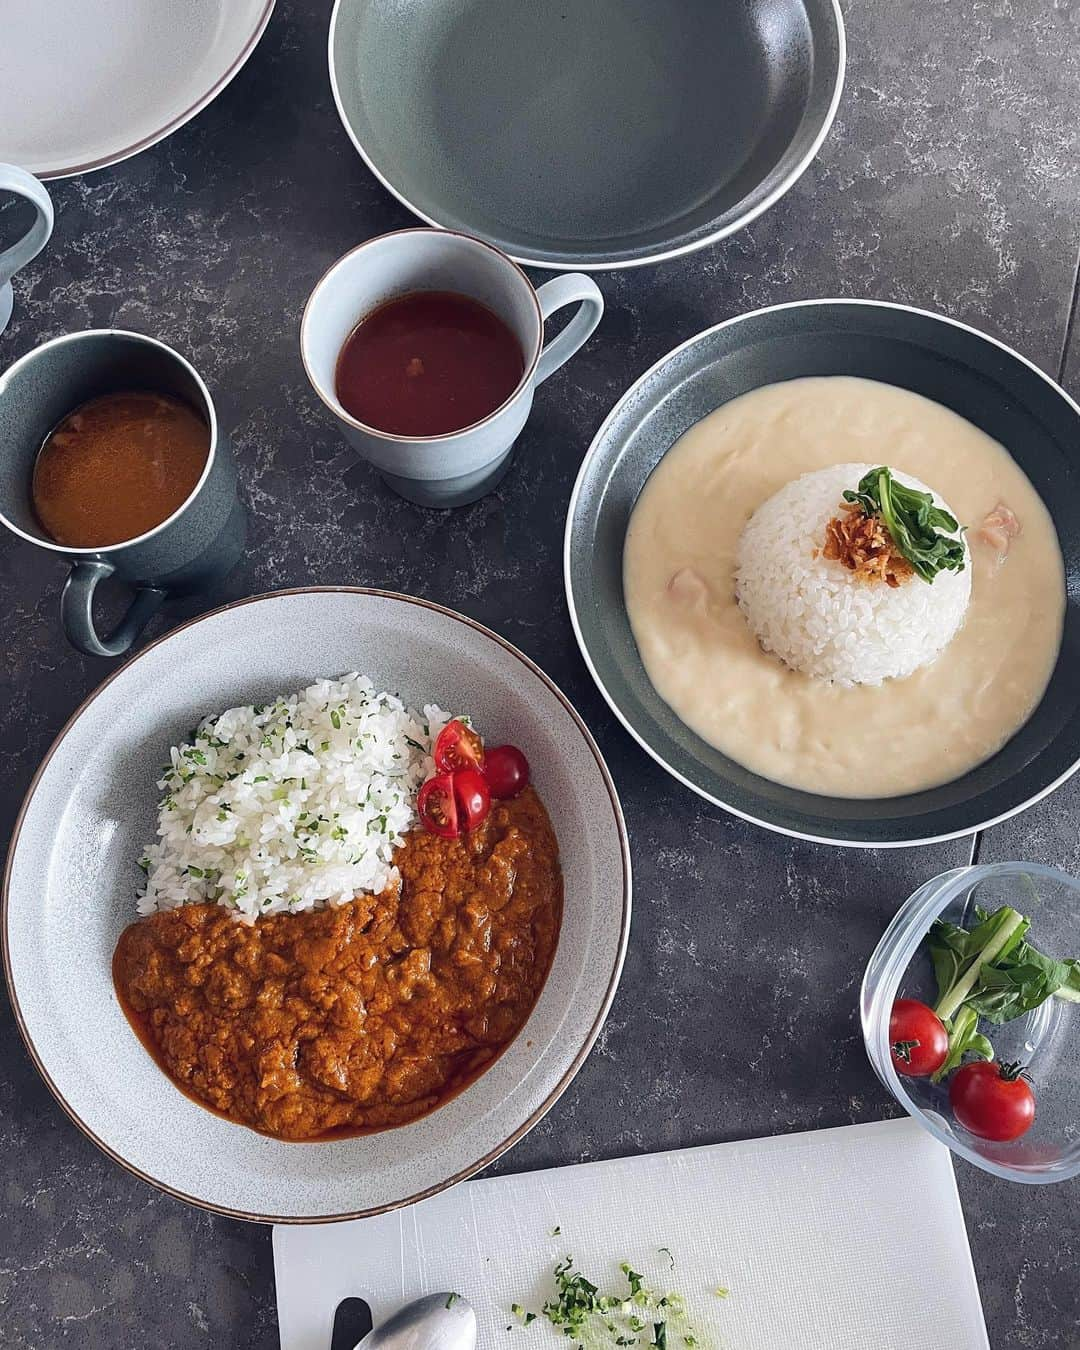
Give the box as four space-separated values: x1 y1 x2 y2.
0 0 276 179
3 589 630 1222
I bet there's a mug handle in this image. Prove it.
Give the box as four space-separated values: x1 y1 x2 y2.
533 274 604 387
61 560 167 658
0 164 54 325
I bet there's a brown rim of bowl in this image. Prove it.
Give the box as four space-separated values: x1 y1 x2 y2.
299 228 545 443
1 586 632 1225
32 1 277 180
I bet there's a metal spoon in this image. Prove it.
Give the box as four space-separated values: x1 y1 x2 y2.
352 1293 477 1350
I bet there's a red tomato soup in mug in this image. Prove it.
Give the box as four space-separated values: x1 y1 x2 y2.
334 290 525 437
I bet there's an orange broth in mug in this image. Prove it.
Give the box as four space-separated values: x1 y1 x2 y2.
32 391 210 548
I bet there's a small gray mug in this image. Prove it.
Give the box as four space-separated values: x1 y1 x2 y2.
300 228 604 507
0 163 53 335
0 330 246 657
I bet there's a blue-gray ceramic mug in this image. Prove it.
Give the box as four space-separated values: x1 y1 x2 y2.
0 330 246 657
0 164 53 336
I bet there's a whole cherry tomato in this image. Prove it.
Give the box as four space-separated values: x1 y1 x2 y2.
889 998 949 1077
452 767 491 832
417 773 459 838
434 720 484 774
949 1060 1035 1142
484 744 530 799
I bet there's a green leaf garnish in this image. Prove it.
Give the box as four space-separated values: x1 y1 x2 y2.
620 1265 645 1298
842 466 965 583
520 1255 705 1350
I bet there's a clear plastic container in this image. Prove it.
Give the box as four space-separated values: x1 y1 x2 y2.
861 862 1080 1183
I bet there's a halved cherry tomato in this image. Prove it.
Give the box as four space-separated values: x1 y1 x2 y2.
434 720 484 774
889 998 949 1077
949 1060 1035 1142
417 768 492 838
484 744 530 800
417 772 459 838
453 767 491 832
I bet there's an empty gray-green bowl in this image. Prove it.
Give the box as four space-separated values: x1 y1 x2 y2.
329 0 845 269
565 300 1080 847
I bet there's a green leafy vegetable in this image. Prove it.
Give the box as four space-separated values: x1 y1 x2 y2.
964 935 1080 1023
929 906 1029 1023
842 466 966 583
929 905 1078 1022
926 901 1080 1080
931 1004 994 1084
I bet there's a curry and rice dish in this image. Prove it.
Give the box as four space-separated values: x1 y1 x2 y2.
623 376 1066 798
112 678 561 1141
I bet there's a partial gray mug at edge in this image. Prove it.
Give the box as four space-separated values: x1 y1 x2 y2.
300 228 605 508
0 164 53 336
0 330 246 657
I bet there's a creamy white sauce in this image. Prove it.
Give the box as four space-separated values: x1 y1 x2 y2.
623 377 1065 798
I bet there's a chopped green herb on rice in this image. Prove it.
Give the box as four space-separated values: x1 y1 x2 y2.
137 674 454 921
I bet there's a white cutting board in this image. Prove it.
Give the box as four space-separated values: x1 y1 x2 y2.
274 1118 988 1350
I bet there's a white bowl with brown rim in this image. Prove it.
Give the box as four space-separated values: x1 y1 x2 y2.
3 588 630 1221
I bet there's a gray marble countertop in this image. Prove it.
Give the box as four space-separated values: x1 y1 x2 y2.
2 1 1079 1345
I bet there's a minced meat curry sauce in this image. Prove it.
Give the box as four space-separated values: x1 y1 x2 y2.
112 788 562 1141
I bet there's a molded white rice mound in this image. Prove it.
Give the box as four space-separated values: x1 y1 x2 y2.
137 675 453 920
735 462 971 686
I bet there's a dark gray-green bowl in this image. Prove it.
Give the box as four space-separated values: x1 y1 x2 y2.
564 300 1080 847
329 0 845 270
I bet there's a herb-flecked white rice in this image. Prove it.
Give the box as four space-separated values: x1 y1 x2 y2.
734 462 972 686
137 675 453 921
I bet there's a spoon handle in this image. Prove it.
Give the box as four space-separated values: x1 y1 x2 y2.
331 1297 373 1350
